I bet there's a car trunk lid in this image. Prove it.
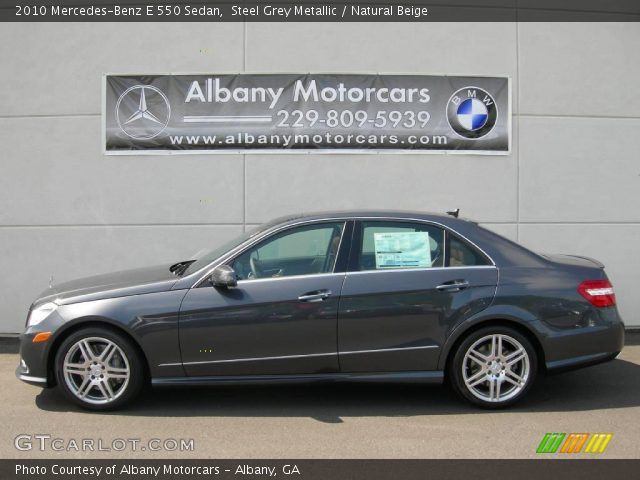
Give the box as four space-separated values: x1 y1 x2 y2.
540 253 605 269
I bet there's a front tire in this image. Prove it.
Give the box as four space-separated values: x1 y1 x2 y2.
449 326 537 408
54 327 144 410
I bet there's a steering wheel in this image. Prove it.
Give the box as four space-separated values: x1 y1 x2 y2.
250 256 262 279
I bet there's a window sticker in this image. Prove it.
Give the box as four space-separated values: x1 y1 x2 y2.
373 231 432 269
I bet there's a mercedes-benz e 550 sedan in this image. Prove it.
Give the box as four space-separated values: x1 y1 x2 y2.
17 211 624 410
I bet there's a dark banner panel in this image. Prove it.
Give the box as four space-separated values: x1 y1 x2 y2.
2 1 640 22
3 459 640 480
104 74 511 154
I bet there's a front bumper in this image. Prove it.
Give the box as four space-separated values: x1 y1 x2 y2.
15 364 48 387
16 330 53 388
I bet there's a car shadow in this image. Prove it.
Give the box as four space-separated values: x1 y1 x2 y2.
34 358 640 422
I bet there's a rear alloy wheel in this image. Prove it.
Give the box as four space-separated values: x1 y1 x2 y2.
55 327 144 410
450 327 537 408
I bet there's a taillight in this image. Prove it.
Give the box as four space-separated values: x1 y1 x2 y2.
577 280 616 308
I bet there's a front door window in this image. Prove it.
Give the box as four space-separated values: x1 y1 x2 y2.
231 222 345 280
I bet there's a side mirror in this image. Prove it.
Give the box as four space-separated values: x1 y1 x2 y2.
210 265 238 288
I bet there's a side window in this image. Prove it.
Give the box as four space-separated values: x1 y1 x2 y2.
231 222 345 280
448 235 491 267
358 221 445 271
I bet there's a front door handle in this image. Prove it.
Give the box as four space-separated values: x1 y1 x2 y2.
298 290 332 303
436 280 470 292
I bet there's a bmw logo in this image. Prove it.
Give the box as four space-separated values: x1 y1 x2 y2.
115 85 171 140
446 87 498 139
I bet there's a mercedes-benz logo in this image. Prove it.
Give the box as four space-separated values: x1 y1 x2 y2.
115 85 171 140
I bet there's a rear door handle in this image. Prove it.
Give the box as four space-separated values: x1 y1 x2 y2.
298 290 332 303
436 280 470 292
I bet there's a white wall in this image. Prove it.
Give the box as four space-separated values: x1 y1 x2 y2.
0 22 638 333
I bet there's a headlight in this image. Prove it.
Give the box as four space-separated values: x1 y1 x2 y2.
27 302 58 327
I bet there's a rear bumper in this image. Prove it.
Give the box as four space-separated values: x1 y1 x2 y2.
543 312 624 373
545 351 620 374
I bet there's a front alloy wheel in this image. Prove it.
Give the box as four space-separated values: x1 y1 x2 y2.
55 327 144 410
450 326 537 408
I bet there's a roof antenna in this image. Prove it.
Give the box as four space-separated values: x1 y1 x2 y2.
446 208 460 218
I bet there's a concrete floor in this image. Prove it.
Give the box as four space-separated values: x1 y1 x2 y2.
2 345 639 459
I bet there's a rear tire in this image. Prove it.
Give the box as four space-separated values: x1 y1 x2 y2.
449 326 537 409
54 327 144 411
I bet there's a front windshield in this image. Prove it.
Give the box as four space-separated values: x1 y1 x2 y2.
180 226 262 276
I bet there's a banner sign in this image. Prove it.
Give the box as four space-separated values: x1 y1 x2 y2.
104 74 510 155
4 459 640 480
8 1 640 22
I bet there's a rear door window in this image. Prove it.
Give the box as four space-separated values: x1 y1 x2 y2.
357 221 445 271
447 234 491 267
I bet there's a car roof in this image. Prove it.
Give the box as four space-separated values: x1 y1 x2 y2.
268 210 470 225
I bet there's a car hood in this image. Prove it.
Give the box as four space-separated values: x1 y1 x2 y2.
35 264 179 306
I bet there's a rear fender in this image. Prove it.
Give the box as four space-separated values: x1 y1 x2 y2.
437 304 545 371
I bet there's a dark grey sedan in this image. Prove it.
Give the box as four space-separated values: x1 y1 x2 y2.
17 211 624 410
